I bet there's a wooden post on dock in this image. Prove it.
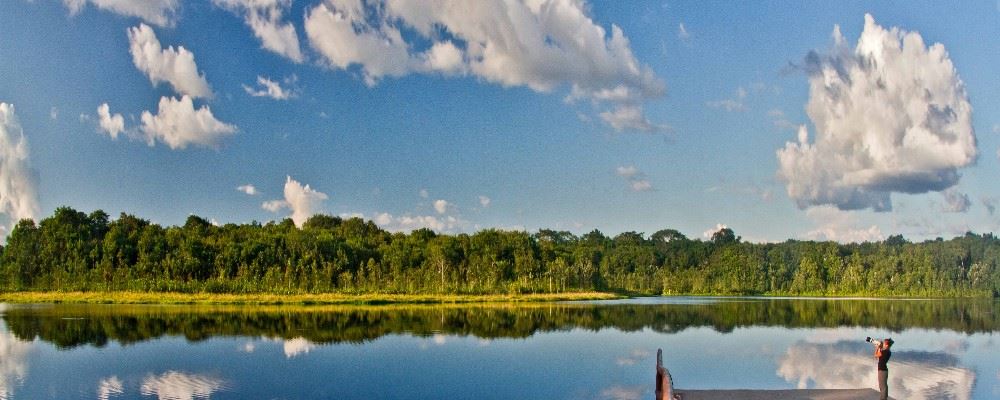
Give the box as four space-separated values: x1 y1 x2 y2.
655 348 677 400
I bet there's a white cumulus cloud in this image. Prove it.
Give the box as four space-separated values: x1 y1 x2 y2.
304 0 665 132
96 103 125 139
304 1 412 86
64 0 179 27
140 95 236 149
262 176 328 227
236 184 257 195
0 104 40 231
478 195 491 208
242 75 297 100
213 0 304 62
777 14 976 212
128 23 213 98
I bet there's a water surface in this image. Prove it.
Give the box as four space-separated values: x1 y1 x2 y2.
0 297 997 399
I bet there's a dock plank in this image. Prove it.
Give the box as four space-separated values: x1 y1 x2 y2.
677 389 888 400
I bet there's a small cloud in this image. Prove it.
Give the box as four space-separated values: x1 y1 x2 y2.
678 23 690 41
434 199 449 214
139 95 236 149
419 189 429 199
616 165 653 192
242 75 298 100
599 104 669 133
49 107 58 120
993 123 1000 134
213 0 304 62
982 196 997 216
478 195 491 208
703 223 729 239
261 199 287 213
236 184 257 195
615 166 639 178
941 188 971 213
128 23 213 98
706 87 747 112
262 176 328 227
96 103 126 139
629 179 653 192
768 108 797 130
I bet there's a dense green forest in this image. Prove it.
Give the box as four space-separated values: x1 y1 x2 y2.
1 207 999 297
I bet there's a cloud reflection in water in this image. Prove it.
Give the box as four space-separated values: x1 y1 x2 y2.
97 376 124 400
600 384 645 400
777 341 974 400
283 337 316 358
0 327 32 400
139 371 226 400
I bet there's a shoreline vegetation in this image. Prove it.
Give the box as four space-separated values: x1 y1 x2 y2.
2 207 998 299
0 291 622 305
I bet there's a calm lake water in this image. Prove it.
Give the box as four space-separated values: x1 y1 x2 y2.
0 297 997 400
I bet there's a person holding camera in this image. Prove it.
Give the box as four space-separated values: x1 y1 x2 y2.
866 336 894 400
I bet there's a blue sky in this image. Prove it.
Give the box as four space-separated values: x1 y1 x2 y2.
0 0 998 242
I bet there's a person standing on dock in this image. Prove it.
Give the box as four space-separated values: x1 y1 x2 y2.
869 337 893 400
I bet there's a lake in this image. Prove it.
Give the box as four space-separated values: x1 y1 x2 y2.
1 297 997 399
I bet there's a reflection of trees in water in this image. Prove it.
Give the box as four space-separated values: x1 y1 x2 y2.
777 341 975 400
0 325 33 400
2 299 997 349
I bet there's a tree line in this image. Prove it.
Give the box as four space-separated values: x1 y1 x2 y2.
1 206 998 297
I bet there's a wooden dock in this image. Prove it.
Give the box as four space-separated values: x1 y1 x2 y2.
656 349 891 400
676 389 885 400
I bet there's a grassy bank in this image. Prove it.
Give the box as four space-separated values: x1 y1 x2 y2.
0 291 623 305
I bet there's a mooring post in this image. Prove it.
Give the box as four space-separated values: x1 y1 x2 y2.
655 348 674 400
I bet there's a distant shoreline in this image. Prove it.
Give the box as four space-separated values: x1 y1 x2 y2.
0 291 623 305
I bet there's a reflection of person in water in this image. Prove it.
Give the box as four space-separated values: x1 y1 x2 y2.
871 337 893 400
